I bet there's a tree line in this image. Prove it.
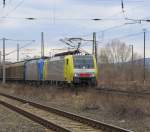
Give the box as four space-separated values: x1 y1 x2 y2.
98 39 150 84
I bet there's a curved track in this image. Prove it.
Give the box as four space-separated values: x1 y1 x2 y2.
0 92 133 132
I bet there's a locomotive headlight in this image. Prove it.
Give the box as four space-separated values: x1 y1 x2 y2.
90 73 95 77
74 73 79 77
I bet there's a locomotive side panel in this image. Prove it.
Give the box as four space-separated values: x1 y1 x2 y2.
25 60 39 81
45 58 64 81
37 59 44 81
64 55 74 83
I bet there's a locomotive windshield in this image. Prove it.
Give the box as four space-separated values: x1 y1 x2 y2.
73 55 94 69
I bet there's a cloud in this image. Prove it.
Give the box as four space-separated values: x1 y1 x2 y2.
0 0 150 61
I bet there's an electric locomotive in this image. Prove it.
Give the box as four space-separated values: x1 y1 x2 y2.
64 54 97 85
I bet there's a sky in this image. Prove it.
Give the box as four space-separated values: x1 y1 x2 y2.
0 0 150 62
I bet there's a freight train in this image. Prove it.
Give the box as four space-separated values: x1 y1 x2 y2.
0 51 98 86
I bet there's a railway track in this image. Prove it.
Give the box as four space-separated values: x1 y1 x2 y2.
96 87 150 97
0 92 133 132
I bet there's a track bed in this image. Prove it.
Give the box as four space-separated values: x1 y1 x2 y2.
0 92 132 132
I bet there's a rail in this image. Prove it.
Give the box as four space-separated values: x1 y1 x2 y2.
0 92 133 132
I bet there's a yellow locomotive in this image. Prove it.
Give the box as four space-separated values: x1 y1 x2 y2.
44 53 98 85
64 55 97 85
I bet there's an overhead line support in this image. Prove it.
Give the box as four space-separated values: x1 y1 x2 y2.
2 38 6 84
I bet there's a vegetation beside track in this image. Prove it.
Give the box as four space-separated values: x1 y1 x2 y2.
0 83 150 131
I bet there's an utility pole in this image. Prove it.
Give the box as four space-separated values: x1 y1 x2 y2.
95 33 97 62
143 29 146 83
3 0 5 8
49 52 52 57
17 44 19 62
2 38 6 84
93 32 98 62
130 45 134 81
76 42 81 54
41 32 44 58
0 51 1 64
93 32 97 62
93 32 96 55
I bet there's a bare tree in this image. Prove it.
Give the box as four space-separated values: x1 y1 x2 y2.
99 39 131 64
98 39 143 84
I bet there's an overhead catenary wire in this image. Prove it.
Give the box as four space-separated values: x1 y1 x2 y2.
0 38 35 42
5 40 35 56
0 0 148 23
66 0 148 39
0 0 148 22
6 38 35 42
65 7 131 39
68 22 132 40
1 0 25 18
0 0 150 56
103 29 150 42
0 37 35 58
119 0 150 24
74 29 150 48
106 31 143 41
0 0 146 22
55 0 150 39
0 16 127 21
71 18 145 41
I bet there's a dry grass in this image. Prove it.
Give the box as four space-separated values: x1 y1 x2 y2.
0 83 150 123
98 93 150 119
98 81 150 93
98 63 150 86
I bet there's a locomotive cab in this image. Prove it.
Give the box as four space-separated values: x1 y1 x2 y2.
64 55 98 86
